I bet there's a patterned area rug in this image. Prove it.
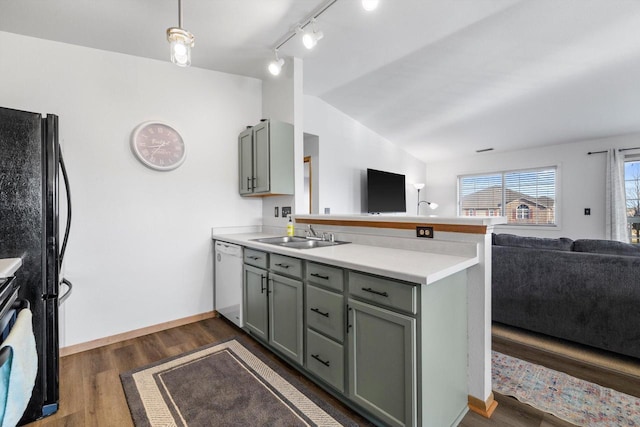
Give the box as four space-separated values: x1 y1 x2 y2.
120 338 360 427
492 351 640 426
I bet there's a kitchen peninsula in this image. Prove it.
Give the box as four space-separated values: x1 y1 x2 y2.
212 214 505 427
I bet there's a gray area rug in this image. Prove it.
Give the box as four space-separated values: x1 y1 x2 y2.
120 338 361 426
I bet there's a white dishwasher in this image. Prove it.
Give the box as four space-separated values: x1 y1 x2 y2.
214 241 244 328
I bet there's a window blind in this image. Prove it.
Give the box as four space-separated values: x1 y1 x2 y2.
458 167 556 225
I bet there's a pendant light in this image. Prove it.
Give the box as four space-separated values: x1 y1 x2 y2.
166 0 195 67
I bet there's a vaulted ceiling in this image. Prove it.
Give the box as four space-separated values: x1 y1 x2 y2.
2 0 640 162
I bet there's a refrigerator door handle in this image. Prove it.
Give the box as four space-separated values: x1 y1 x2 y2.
59 279 72 305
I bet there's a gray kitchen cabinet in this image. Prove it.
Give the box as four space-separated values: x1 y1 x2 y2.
238 119 294 196
304 261 346 393
306 328 345 392
240 246 468 427
243 263 268 341
347 298 416 427
238 128 253 195
268 272 304 365
242 249 303 366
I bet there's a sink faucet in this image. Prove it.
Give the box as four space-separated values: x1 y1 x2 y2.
306 224 320 239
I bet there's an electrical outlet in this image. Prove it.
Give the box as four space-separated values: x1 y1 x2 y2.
282 206 292 218
416 226 434 238
274 207 279 217
324 207 331 214
584 208 591 216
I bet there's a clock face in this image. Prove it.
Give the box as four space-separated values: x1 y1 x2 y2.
131 122 186 171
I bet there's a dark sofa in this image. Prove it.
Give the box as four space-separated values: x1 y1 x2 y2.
492 233 640 359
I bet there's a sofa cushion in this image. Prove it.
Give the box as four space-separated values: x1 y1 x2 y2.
493 233 573 251
573 239 640 257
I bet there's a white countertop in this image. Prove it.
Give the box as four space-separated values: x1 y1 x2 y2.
0 258 22 279
294 214 507 226
212 232 478 285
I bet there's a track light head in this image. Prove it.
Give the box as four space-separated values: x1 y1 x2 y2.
302 29 324 49
302 19 324 50
362 0 380 11
268 50 285 76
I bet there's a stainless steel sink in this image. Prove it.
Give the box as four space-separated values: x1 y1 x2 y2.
251 236 349 250
280 240 347 249
253 236 308 245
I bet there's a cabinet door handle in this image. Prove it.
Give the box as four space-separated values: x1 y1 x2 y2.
267 278 272 295
260 275 266 294
310 307 329 318
311 354 330 367
274 263 290 269
246 177 251 191
252 177 257 190
310 273 329 280
362 287 389 297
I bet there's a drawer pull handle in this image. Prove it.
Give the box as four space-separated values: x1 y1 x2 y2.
310 307 329 317
310 273 329 280
311 354 330 367
274 263 290 269
362 287 389 297
247 256 260 260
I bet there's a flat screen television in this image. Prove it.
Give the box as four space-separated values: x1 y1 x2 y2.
366 168 406 213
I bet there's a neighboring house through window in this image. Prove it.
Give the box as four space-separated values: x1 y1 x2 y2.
458 167 557 226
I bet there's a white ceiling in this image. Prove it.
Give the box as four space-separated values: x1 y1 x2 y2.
2 0 640 162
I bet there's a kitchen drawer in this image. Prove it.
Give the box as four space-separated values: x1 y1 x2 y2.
306 328 344 393
348 271 417 314
306 284 344 342
270 253 303 278
244 248 267 269
305 262 344 292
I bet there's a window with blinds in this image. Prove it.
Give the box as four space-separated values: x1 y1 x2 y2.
625 160 640 243
458 167 557 225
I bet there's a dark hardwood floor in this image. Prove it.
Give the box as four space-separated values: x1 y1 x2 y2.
25 317 640 426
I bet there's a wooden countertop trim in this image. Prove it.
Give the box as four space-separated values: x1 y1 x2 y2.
295 218 487 234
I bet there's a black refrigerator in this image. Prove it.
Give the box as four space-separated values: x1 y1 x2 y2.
0 106 72 424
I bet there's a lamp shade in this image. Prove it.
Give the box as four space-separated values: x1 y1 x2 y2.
413 183 425 190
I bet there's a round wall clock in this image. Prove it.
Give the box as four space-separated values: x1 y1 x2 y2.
130 121 186 171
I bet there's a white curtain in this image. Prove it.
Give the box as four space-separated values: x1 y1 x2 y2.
606 148 629 242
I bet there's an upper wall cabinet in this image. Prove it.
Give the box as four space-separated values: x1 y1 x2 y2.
239 119 294 196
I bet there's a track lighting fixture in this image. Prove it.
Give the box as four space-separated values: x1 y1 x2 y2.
166 0 195 67
267 0 374 75
362 0 380 11
268 50 285 76
302 19 324 50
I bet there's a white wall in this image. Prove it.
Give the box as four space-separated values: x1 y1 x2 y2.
0 31 263 346
427 133 640 239
261 57 302 229
304 96 427 215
